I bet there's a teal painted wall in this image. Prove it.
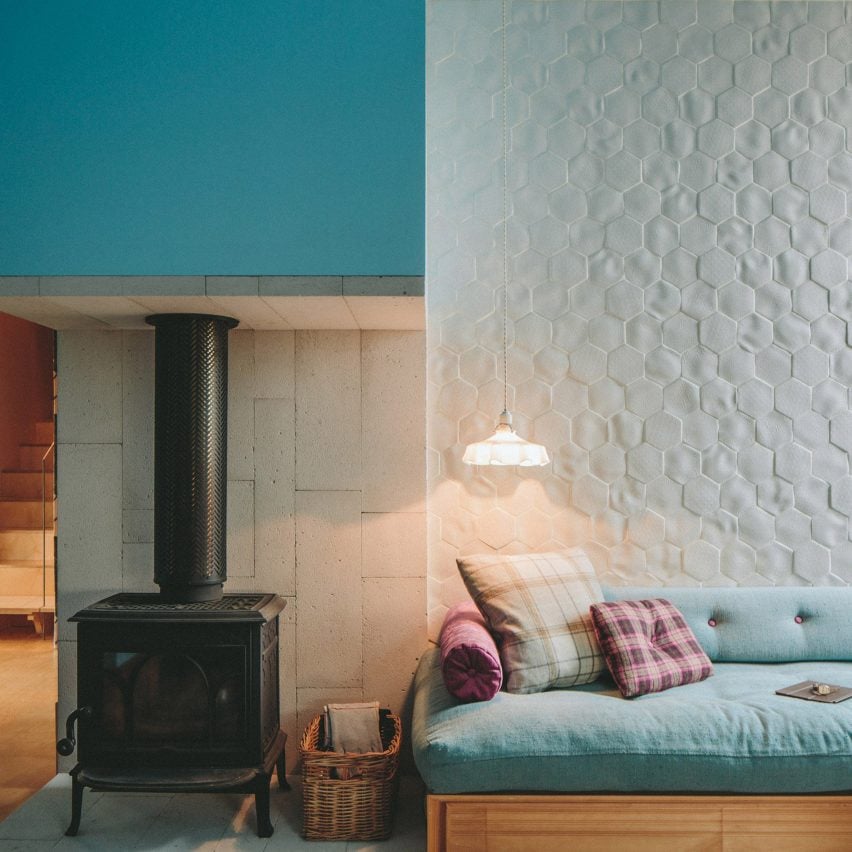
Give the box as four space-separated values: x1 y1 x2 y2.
0 1 424 276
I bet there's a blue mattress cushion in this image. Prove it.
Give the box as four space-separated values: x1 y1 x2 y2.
412 647 852 794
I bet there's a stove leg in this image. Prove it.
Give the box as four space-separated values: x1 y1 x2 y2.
255 775 273 838
276 745 290 790
66 777 84 836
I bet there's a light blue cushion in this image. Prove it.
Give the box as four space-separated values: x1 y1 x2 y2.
413 647 852 794
604 586 852 663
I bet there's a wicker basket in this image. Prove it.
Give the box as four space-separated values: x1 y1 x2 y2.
299 709 401 841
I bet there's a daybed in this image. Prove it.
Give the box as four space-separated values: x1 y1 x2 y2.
413 586 852 851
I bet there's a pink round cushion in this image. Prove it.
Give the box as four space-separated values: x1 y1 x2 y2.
439 601 503 702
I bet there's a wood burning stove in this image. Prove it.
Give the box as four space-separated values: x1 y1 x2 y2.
57 315 289 838
59 593 286 837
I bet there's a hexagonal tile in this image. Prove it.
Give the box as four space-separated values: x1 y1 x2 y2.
698 55 733 94
698 185 735 224
829 411 852 453
810 184 846 226
475 508 516 550
552 376 589 419
812 378 847 418
623 118 660 157
665 444 700 485
625 56 660 94
680 151 715 191
625 443 662 483
756 410 793 450
755 216 791 255
737 313 773 353
753 87 789 127
698 247 736 287
587 118 624 160
644 410 681 450
736 187 772 229
548 117 587 160
718 153 753 193
733 55 771 96
608 408 643 449
720 474 756 514
718 346 755 386
642 87 678 126
589 443 626 484
623 184 660 223
569 218 606 255
683 540 721 581
812 249 847 289
738 506 775 549
571 473 608 516
586 54 623 94
625 314 662 354
772 55 808 95
605 21 641 62
661 56 697 96
773 185 809 226
549 184 587 224
625 376 663 417
793 541 831 583
773 248 808 288
700 377 737 418
588 313 624 350
775 378 812 418
680 217 716 256
680 86 715 125
810 55 845 96
791 89 826 128
827 23 852 61
605 150 641 191
645 345 681 386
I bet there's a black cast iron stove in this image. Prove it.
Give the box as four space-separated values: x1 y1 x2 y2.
58 315 288 838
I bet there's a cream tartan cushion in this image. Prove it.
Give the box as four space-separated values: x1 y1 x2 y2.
456 549 606 694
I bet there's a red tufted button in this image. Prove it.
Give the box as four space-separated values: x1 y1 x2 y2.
708 618 717 627
795 615 804 624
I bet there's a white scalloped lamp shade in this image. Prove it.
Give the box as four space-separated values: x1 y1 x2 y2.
462 411 550 467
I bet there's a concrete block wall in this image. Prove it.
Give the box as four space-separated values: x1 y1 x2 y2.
57 328 426 771
427 0 852 637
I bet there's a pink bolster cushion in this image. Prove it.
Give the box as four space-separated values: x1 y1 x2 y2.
439 601 503 702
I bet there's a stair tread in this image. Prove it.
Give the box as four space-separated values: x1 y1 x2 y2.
0 497 54 503
0 595 55 613
0 560 45 568
0 527 53 533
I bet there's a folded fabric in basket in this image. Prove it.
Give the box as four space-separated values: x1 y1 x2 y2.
322 701 382 754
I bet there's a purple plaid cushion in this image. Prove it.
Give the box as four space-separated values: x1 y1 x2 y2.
439 601 503 702
589 598 713 698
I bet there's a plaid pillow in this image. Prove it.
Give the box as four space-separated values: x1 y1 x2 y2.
590 598 713 698
456 550 606 694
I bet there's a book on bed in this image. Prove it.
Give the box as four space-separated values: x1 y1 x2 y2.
776 681 852 703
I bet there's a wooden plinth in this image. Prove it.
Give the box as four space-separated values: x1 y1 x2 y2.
427 793 852 851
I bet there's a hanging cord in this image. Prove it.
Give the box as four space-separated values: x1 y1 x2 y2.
502 0 509 415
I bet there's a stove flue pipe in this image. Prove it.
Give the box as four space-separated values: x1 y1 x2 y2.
145 314 239 602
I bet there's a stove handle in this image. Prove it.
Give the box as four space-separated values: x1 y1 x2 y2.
56 706 92 756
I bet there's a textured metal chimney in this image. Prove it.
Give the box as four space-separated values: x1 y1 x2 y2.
145 314 239 602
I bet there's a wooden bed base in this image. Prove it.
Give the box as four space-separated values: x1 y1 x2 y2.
426 793 852 851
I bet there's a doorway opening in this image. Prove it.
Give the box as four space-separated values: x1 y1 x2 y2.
0 311 57 820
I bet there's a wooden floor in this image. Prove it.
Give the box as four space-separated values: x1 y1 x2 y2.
0 623 57 821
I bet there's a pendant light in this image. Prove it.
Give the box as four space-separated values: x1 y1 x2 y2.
463 0 550 468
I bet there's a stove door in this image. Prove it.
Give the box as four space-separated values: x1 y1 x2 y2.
78 622 254 768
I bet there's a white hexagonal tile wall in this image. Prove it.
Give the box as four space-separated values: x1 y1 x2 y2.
427 1 852 624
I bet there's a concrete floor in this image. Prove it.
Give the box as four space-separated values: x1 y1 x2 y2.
0 773 427 851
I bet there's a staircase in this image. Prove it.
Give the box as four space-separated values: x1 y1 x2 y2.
0 420 55 633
